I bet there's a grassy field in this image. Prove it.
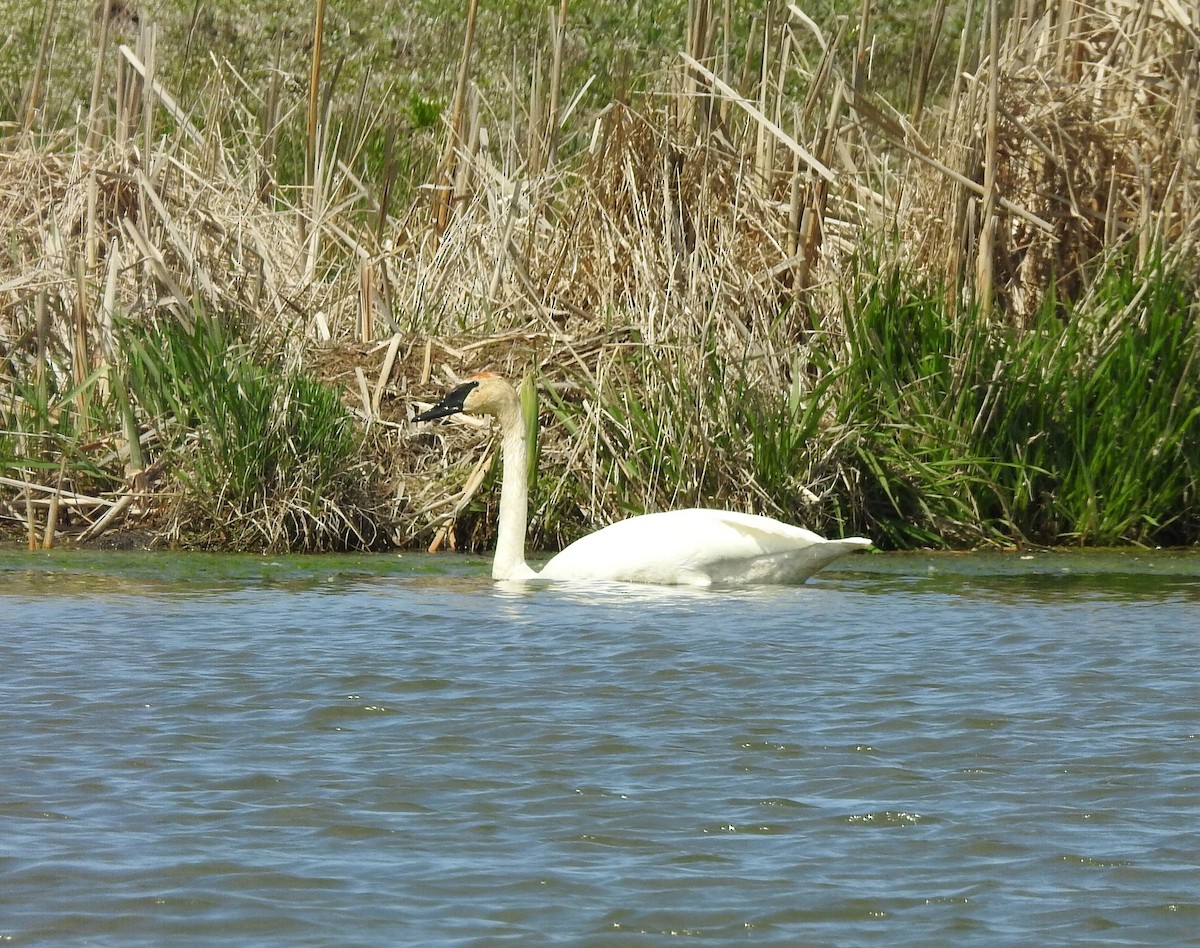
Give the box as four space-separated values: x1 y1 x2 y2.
1 0 1197 552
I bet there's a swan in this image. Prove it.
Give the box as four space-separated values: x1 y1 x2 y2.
414 373 872 586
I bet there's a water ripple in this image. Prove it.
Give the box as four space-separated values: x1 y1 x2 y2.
2 549 1199 944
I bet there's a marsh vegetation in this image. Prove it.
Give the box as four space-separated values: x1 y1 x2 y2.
1 0 1197 552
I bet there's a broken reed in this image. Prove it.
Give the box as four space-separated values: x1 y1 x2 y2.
2 0 1198 550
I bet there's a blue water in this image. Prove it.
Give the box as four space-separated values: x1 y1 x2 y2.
2 549 1198 945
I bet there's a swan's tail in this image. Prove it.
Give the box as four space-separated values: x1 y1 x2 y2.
700 535 872 585
786 536 872 580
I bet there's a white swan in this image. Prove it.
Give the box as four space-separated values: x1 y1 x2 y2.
414 374 871 586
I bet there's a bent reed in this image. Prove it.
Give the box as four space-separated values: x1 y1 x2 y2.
1 0 1197 552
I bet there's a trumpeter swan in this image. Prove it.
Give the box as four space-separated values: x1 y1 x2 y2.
414 374 871 586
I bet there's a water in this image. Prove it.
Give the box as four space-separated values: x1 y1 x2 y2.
2 548 1198 946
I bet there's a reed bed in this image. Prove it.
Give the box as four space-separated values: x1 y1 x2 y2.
1 0 1197 551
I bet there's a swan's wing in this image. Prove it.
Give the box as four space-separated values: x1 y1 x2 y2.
700 535 873 584
538 509 870 585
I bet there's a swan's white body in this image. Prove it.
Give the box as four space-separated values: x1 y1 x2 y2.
416 375 871 586
538 509 871 585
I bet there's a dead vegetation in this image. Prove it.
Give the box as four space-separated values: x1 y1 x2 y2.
2 0 1197 551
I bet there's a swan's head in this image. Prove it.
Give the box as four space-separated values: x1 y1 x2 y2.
413 373 517 422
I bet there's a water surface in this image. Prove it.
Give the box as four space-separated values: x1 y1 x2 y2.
2 548 1198 945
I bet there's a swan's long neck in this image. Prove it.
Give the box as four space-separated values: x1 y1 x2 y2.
492 400 538 580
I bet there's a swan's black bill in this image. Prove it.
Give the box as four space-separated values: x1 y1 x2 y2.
413 381 478 422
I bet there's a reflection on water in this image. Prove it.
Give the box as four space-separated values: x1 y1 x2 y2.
1 547 1198 945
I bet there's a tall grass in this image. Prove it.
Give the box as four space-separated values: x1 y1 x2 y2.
834 251 1200 547
120 309 375 551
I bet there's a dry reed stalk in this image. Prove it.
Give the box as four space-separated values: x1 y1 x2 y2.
99 237 119 367
260 31 286 202
911 0 948 125
0 477 114 508
77 492 136 543
373 334 404 414
975 0 1000 320
435 0 480 233
680 0 710 129
947 0 978 127
682 55 834 183
420 339 434 386
140 22 158 158
71 257 93 439
1054 0 1076 78
453 86 482 208
115 49 132 148
24 485 38 551
796 9 840 128
545 0 569 170
22 0 59 132
845 91 1053 232
770 18 794 179
41 462 67 549
719 0 733 124
527 52 546 176
754 2 776 179
354 367 372 419
117 45 205 147
799 82 847 290
34 290 48 401
121 218 190 319
853 0 871 93
359 259 374 342
84 162 103 272
428 444 494 553
488 181 525 302
305 0 328 219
